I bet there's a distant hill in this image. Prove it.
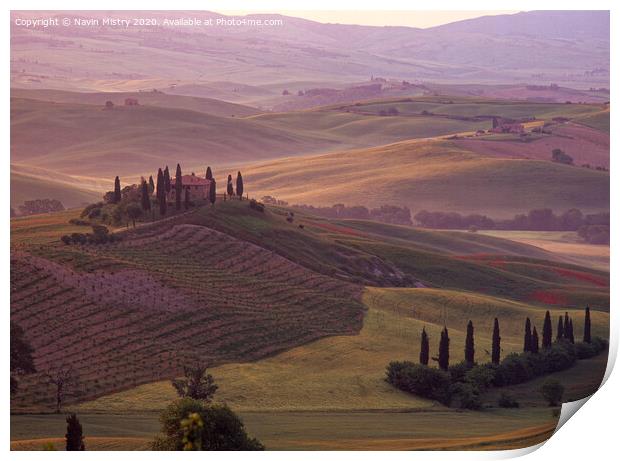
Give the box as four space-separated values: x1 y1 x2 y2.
10 10 609 93
244 138 609 218
11 165 102 209
10 88 262 117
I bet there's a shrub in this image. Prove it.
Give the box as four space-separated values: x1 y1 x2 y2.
60 235 72 245
448 361 472 383
69 218 90 226
493 353 533 386
541 380 564 406
386 362 452 405
70 233 87 244
498 393 520 408
574 342 597 360
452 383 482 410
151 398 263 451
465 364 496 391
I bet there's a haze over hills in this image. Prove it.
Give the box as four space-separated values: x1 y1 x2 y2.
11 10 609 99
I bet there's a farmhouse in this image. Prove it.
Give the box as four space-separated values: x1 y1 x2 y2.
167 173 212 202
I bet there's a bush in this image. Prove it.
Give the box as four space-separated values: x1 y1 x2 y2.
69 219 90 226
151 398 264 451
448 361 472 383
386 362 452 405
465 364 496 391
541 380 564 406
493 353 533 387
61 235 72 245
452 383 482 410
498 393 520 408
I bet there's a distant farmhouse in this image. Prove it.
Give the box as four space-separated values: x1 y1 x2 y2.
167 173 212 202
491 117 545 134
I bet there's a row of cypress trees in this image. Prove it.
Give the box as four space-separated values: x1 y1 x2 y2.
419 306 592 371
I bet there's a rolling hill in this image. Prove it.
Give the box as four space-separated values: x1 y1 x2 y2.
10 11 609 94
11 165 103 209
244 138 609 218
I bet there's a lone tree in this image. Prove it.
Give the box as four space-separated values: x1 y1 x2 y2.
227 174 234 199
464 320 475 366
209 179 216 207
175 164 183 210
583 306 592 343
531 326 540 353
148 175 155 194
523 318 532 353
141 180 151 213
164 166 171 193
126 202 143 228
419 327 429 365
236 171 244 200
206 166 213 180
184 188 190 210
557 316 564 341
542 311 553 349
45 367 78 414
65 413 85 451
172 363 218 403
113 176 121 203
10 322 35 395
438 327 449 371
491 318 501 365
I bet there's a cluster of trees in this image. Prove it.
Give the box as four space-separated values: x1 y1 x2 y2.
15 199 64 216
386 307 606 409
151 363 263 450
414 207 609 235
61 224 119 245
293 203 412 225
551 148 574 165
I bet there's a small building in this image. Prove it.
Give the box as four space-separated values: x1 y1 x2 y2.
167 173 211 202
124 98 139 106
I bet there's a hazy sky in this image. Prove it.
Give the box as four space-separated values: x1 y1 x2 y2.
224 10 520 28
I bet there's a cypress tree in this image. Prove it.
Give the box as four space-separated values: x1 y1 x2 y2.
583 306 591 343
184 188 190 210
113 176 121 203
491 318 501 365
227 174 234 198
206 166 213 180
65 413 85 451
542 311 552 349
148 175 155 194
175 164 182 210
209 179 216 206
523 317 532 352
157 168 166 216
464 320 475 365
438 327 449 371
557 316 564 341
564 312 570 335
164 166 171 193
236 171 244 200
419 327 429 365
141 180 151 212
531 326 539 353
568 319 575 344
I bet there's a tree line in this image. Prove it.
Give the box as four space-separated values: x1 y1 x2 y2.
414 207 609 235
387 306 606 409
292 203 413 225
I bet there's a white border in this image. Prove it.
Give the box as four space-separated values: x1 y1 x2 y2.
3 1 615 459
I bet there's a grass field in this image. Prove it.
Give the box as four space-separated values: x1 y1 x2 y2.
11 409 558 451
245 138 609 218
477 230 609 271
73 286 608 414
